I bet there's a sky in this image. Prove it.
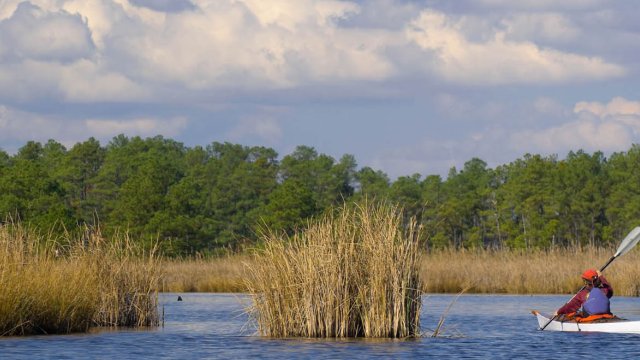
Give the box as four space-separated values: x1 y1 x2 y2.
1 0 640 179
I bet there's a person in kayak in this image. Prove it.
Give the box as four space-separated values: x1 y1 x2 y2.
555 269 613 320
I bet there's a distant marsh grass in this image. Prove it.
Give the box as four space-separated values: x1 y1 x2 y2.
165 247 640 297
245 201 423 338
162 256 247 293
423 246 640 296
0 223 161 336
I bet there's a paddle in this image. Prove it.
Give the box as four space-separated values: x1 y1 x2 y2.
539 226 640 331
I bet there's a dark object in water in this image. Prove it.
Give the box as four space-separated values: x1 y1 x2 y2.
177 296 183 301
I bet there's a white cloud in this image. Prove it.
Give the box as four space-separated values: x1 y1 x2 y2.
0 0 628 106
241 0 360 30
406 10 624 85
375 96 640 178
0 59 148 103
0 2 148 102
510 119 633 153
501 13 580 43
115 0 395 89
509 97 640 154
57 59 149 102
0 2 94 63
574 97 640 117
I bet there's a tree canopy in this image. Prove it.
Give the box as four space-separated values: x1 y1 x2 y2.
1 135 639 255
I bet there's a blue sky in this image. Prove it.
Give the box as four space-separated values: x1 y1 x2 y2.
1 0 639 178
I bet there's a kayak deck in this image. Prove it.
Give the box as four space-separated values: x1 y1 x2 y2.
533 311 640 334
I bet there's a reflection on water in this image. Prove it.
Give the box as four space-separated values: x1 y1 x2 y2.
1 293 640 359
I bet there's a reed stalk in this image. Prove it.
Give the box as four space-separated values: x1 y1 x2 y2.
0 223 161 336
245 201 423 338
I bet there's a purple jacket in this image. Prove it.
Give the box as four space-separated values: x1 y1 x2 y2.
557 275 613 315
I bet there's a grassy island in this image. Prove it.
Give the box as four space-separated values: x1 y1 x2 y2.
0 223 161 336
245 202 422 338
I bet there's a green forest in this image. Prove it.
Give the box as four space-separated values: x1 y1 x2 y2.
1 135 639 255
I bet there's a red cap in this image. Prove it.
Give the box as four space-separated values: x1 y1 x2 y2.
581 269 598 280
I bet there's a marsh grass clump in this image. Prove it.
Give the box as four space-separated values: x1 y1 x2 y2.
0 223 161 336
245 201 422 338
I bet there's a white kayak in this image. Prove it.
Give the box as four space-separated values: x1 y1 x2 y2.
533 311 640 334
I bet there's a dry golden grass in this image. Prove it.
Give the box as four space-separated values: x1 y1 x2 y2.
0 223 162 336
244 201 423 338
162 246 640 297
422 246 640 296
161 256 247 293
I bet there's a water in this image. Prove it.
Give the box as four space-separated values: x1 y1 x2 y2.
2 293 640 359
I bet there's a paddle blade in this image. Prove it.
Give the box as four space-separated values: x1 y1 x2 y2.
615 226 640 257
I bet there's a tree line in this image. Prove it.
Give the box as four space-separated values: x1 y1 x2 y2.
1 135 639 255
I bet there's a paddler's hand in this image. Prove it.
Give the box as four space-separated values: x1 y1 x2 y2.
596 270 602 277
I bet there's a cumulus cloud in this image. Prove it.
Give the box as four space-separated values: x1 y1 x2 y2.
501 13 580 43
117 0 394 89
0 2 147 103
0 1 94 63
0 0 628 104
509 97 640 154
373 96 640 178
574 97 640 118
0 58 148 103
406 10 624 85
241 0 360 29
510 119 634 153
57 60 149 102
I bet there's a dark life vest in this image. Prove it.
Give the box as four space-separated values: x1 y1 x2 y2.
582 287 610 315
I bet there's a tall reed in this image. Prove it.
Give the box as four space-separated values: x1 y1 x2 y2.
245 201 422 338
0 223 161 336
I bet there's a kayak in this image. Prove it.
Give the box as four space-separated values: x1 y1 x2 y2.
533 311 640 334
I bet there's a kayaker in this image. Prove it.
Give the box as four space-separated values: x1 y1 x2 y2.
554 269 613 320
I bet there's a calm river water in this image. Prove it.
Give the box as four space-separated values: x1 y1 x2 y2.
2 293 640 359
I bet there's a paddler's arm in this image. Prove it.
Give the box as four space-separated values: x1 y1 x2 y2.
556 288 588 315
